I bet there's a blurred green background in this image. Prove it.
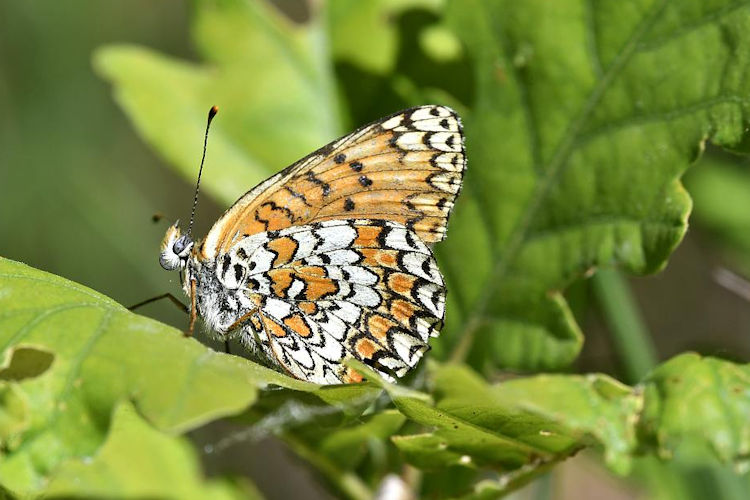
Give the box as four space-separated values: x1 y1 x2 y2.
2 1 750 498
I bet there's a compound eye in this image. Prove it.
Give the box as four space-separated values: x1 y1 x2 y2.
172 236 188 255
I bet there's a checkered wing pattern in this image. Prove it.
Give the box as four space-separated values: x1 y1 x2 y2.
201 105 466 260
218 219 445 384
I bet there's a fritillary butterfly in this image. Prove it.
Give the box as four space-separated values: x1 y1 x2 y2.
159 105 466 384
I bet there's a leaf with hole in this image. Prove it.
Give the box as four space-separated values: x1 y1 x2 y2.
0 257 379 496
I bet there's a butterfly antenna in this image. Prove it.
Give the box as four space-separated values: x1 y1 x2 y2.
187 105 219 238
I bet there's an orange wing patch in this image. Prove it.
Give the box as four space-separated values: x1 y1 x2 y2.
342 367 364 383
367 314 399 342
353 225 384 247
354 338 380 359
269 268 294 298
390 299 416 324
283 314 312 338
265 318 287 338
388 273 417 296
266 267 339 301
297 301 319 315
266 236 299 266
359 248 399 268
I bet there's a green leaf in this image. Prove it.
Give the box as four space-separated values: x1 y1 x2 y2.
44 401 262 500
439 0 750 370
452 354 750 475
0 383 29 449
224 375 404 498
639 353 750 470
384 356 750 496
486 371 640 475
0 257 378 496
329 0 399 74
328 0 446 74
93 0 342 208
375 363 582 497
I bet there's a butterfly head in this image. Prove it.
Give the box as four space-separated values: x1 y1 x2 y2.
159 222 194 271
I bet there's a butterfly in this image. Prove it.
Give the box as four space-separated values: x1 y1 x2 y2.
158 105 466 384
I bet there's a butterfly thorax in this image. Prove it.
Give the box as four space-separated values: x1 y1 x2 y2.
159 223 256 337
187 253 262 336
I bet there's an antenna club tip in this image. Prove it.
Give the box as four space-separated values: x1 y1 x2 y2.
208 105 218 120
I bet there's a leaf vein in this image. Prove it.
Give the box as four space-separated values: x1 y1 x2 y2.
459 0 670 343
637 0 750 52
0 304 100 354
0 272 117 306
524 214 683 244
584 0 604 78
578 95 750 145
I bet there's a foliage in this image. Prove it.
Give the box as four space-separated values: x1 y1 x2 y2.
0 257 377 497
45 401 262 500
2 0 750 498
2 258 749 498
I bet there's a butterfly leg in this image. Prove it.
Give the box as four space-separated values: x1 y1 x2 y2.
185 279 197 337
221 309 259 356
128 293 188 314
224 309 257 354
225 308 258 332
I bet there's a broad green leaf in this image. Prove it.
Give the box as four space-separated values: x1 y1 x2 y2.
93 0 342 208
438 0 750 371
0 257 378 496
45 401 262 500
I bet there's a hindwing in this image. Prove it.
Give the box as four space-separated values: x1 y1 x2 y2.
219 220 445 384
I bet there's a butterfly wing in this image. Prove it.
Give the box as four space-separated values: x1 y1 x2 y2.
222 219 445 384
200 105 466 260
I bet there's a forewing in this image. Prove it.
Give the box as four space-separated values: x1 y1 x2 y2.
224 220 446 384
201 105 466 259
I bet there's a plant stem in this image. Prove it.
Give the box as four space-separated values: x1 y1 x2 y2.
449 317 480 363
282 433 373 500
591 268 657 383
532 472 552 500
